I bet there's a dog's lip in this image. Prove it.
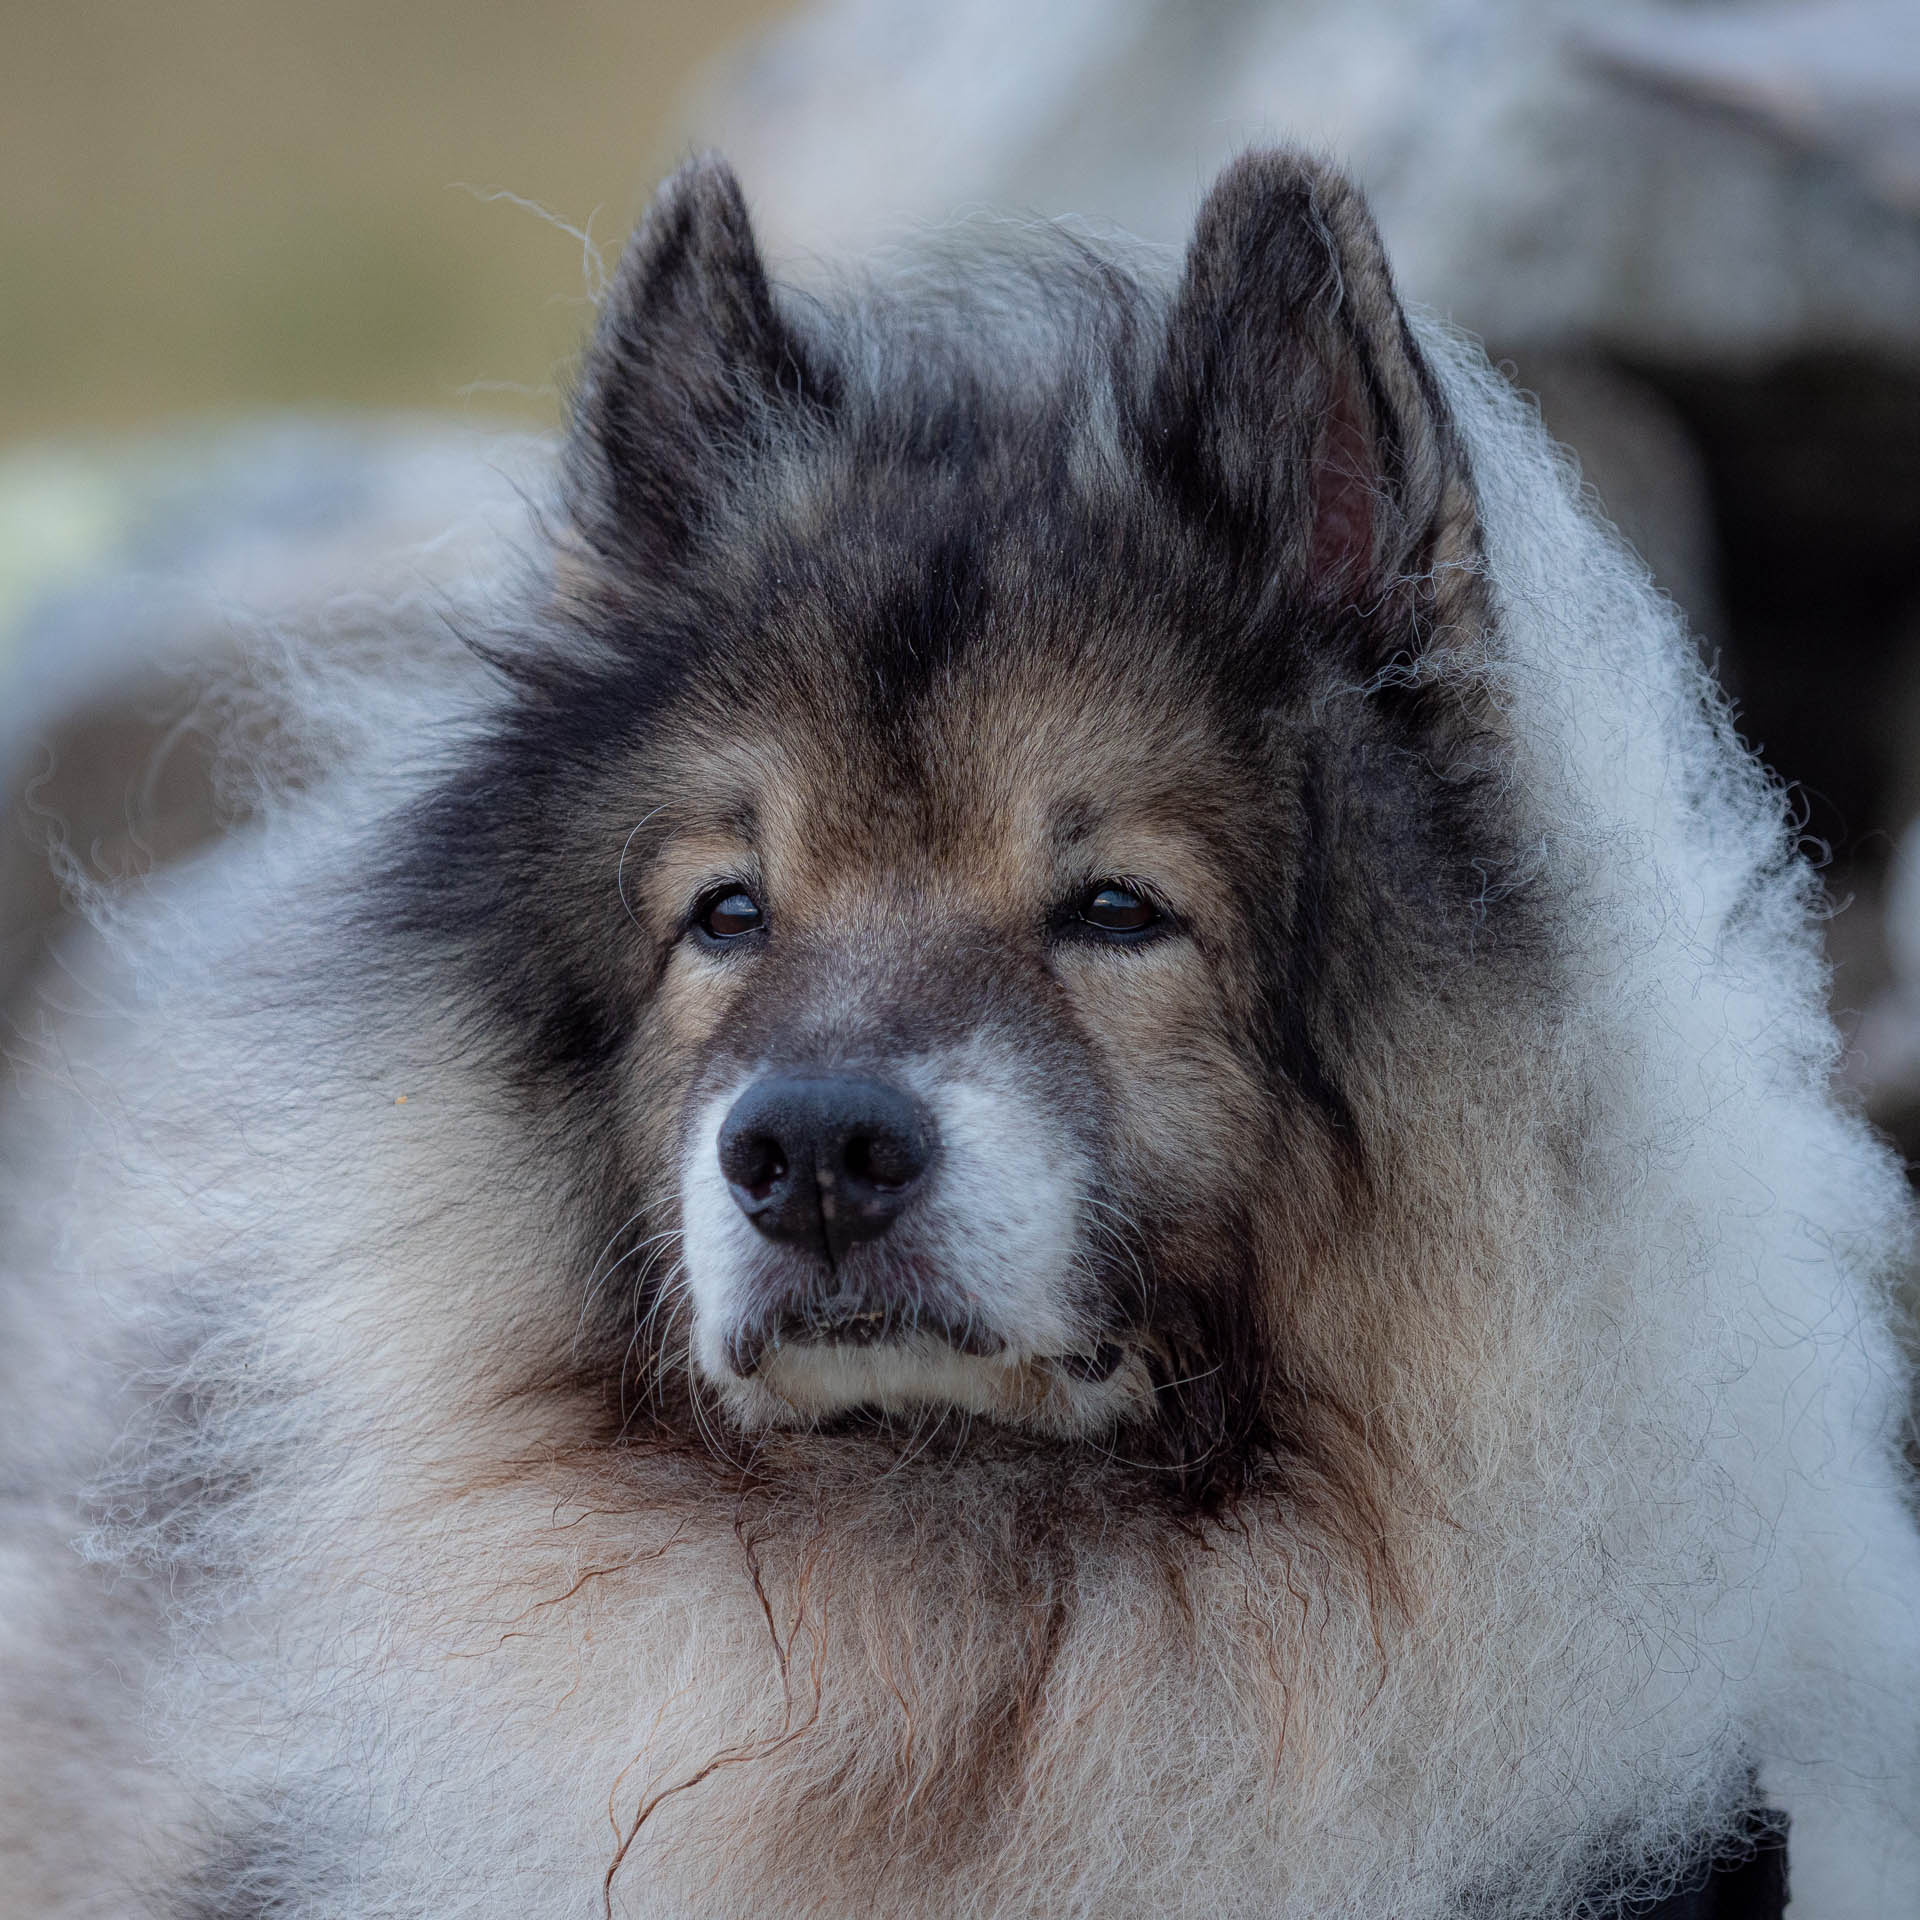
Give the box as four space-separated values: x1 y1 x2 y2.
1059 1342 1126 1384
724 1311 1129 1387
726 1303 1007 1377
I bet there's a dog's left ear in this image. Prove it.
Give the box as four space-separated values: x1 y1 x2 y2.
1145 151 1484 641
560 154 834 585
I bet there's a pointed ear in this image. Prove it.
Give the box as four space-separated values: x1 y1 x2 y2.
1144 151 1483 639
561 154 835 579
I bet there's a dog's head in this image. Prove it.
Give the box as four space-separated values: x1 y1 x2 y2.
396 152 1532 1502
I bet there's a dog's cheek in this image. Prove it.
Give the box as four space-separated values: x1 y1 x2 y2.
1064 947 1266 1206
653 940 765 1053
602 954 766 1247
674 1078 772 1395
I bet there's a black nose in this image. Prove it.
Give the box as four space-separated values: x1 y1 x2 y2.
717 1073 936 1261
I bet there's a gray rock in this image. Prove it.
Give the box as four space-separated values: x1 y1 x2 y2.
695 0 1920 363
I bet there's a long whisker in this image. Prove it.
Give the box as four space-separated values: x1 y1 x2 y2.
615 803 672 935
578 1219 683 1348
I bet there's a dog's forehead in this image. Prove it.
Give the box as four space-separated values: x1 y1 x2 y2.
659 611 1255 898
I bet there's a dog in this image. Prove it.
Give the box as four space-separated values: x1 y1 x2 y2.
3 148 1918 1918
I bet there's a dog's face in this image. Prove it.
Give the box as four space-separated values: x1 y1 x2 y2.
639 605 1296 1438
393 153 1520 1499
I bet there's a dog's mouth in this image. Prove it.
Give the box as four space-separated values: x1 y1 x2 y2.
726 1296 1127 1386
725 1297 1009 1376
708 1274 1139 1431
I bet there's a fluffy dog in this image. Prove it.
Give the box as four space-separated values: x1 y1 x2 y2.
3 149 1918 1918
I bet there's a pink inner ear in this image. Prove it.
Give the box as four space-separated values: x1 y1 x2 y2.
1307 382 1377 593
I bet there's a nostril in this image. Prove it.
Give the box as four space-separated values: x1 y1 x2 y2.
740 1136 787 1200
841 1128 919 1193
718 1118 795 1204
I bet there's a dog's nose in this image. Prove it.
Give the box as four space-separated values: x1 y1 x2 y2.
717 1073 936 1261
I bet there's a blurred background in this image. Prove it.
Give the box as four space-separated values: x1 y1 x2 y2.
0 0 793 440
4 0 1920 1156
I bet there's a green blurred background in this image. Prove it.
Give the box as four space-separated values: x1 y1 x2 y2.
0 0 792 444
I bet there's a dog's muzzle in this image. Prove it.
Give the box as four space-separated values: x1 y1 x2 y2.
683 1056 1140 1427
715 1071 988 1375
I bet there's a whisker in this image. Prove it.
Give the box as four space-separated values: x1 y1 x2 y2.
615 803 672 936
579 1223 684 1350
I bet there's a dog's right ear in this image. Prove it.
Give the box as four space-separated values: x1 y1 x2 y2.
1143 151 1484 646
561 155 833 581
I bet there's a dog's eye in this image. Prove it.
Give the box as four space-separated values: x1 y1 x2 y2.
697 889 765 941
1076 884 1159 935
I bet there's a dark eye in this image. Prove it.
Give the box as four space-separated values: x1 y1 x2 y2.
697 889 765 941
1076 883 1159 936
